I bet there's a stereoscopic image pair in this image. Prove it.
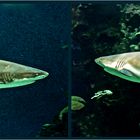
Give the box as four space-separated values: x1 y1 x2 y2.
0 1 139 138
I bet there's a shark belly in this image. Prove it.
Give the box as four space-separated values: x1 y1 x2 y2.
104 67 140 83
0 80 35 89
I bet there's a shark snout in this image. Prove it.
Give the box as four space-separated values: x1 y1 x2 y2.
34 71 49 80
95 57 105 68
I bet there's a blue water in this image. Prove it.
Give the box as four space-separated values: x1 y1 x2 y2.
0 2 69 138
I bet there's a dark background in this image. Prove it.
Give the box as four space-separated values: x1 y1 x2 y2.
72 2 140 137
0 2 70 138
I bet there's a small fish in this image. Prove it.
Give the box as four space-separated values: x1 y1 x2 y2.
0 60 49 88
95 52 140 83
91 90 113 99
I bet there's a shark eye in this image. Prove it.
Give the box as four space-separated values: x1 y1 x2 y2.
35 72 43 76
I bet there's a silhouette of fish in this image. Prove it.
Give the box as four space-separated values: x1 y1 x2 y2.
95 52 140 83
0 60 49 88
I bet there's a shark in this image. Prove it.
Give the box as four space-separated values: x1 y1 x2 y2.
95 52 140 83
0 60 49 88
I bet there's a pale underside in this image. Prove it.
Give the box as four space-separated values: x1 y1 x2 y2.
104 67 140 83
0 80 35 88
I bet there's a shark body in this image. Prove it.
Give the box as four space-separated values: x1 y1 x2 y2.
0 60 49 88
95 52 140 83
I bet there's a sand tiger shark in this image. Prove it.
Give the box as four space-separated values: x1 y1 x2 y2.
95 52 140 83
0 60 49 88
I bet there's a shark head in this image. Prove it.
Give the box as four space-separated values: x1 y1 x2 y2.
95 52 140 83
95 55 118 69
0 60 49 88
8 68 49 88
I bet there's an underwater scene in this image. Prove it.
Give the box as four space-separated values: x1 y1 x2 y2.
72 1 140 138
0 2 69 138
2 1 140 139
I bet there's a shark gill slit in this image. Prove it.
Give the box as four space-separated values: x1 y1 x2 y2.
116 56 126 69
0 72 14 83
116 56 122 68
119 56 126 68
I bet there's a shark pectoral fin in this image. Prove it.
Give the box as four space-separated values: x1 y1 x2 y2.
119 69 133 77
0 80 35 89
